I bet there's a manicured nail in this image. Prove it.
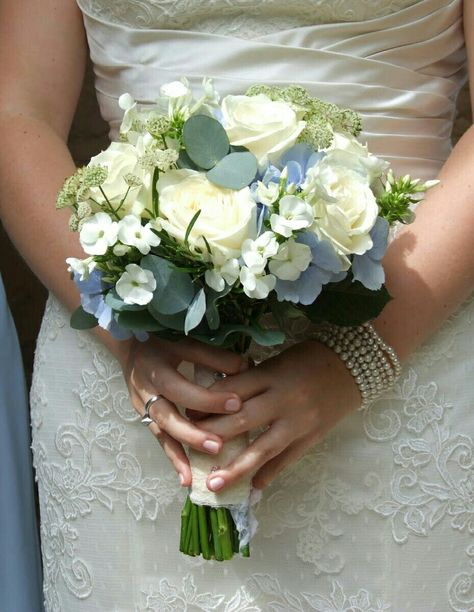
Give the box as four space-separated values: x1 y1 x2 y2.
178 473 185 486
225 398 240 412
208 476 225 491
203 439 220 454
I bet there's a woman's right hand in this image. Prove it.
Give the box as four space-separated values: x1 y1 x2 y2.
117 335 246 486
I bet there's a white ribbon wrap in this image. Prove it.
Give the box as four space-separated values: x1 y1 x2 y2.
188 364 251 507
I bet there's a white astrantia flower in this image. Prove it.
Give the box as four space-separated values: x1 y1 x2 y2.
241 231 279 273
80 212 119 255
240 266 276 299
66 257 96 281
116 264 156 305
205 252 240 292
268 238 312 281
270 195 314 238
117 215 161 255
255 181 280 207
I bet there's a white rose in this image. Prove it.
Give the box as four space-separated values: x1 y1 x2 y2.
221 94 305 167
88 142 151 217
306 155 379 259
327 133 389 183
157 170 257 257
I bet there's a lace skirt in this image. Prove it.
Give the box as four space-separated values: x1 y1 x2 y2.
31 294 474 612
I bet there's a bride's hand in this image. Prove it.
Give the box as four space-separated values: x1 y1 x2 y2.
196 340 361 491
117 335 246 486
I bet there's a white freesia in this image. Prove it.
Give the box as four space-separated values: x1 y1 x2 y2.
66 257 96 281
255 181 280 206
87 142 151 217
116 264 156 305
270 195 314 238
117 215 161 255
205 252 240 292
79 212 119 255
158 170 257 257
305 155 379 260
327 133 389 183
268 239 312 281
241 231 279 273
240 267 276 299
222 94 305 167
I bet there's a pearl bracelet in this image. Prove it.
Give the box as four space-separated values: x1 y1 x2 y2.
312 321 402 410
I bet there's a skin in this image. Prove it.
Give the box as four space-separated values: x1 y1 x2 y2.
0 0 473 495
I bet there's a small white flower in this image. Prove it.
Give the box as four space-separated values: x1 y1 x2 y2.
255 181 280 207
66 257 96 280
268 238 312 281
113 244 132 257
240 266 276 299
116 264 156 305
241 231 279 273
117 215 161 255
205 253 240 292
80 212 119 255
270 195 314 238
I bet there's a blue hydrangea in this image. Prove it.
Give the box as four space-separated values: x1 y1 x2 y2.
275 232 346 305
279 143 324 187
352 217 389 290
74 270 136 341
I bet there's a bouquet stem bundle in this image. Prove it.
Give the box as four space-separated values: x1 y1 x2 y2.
179 496 250 560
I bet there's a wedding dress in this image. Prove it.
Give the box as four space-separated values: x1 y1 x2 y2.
31 1 474 610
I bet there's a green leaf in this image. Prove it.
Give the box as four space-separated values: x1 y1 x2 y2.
206 152 257 190
193 323 285 347
105 290 144 312
70 306 98 330
205 285 232 330
147 304 187 331
115 309 165 331
141 254 195 315
183 115 230 170
302 277 392 327
177 149 200 171
184 288 206 335
184 209 201 248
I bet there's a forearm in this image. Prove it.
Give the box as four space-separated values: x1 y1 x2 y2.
374 124 474 360
0 111 130 362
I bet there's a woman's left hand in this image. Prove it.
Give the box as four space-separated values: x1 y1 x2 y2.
195 340 361 491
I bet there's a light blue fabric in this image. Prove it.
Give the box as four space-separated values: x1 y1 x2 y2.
0 274 43 611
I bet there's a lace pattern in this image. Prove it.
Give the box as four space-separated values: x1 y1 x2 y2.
76 0 422 38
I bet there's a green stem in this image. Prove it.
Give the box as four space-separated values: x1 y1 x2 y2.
152 167 160 217
179 496 192 553
197 505 211 560
210 509 223 561
217 508 233 561
241 543 250 557
190 503 200 556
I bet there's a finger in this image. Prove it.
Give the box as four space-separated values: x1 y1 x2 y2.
197 393 274 440
147 422 192 487
252 434 320 490
208 366 270 402
176 338 248 374
148 395 225 455
151 368 243 414
206 422 292 492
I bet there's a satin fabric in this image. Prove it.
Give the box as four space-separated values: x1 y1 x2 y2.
0 275 43 612
80 0 466 180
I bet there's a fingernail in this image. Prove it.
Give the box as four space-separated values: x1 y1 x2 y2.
203 439 220 454
208 476 225 491
225 398 240 412
178 473 185 486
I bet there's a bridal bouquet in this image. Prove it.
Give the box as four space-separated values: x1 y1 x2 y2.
57 77 436 560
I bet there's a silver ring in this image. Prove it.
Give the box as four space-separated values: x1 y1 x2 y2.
213 372 227 380
141 394 163 426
